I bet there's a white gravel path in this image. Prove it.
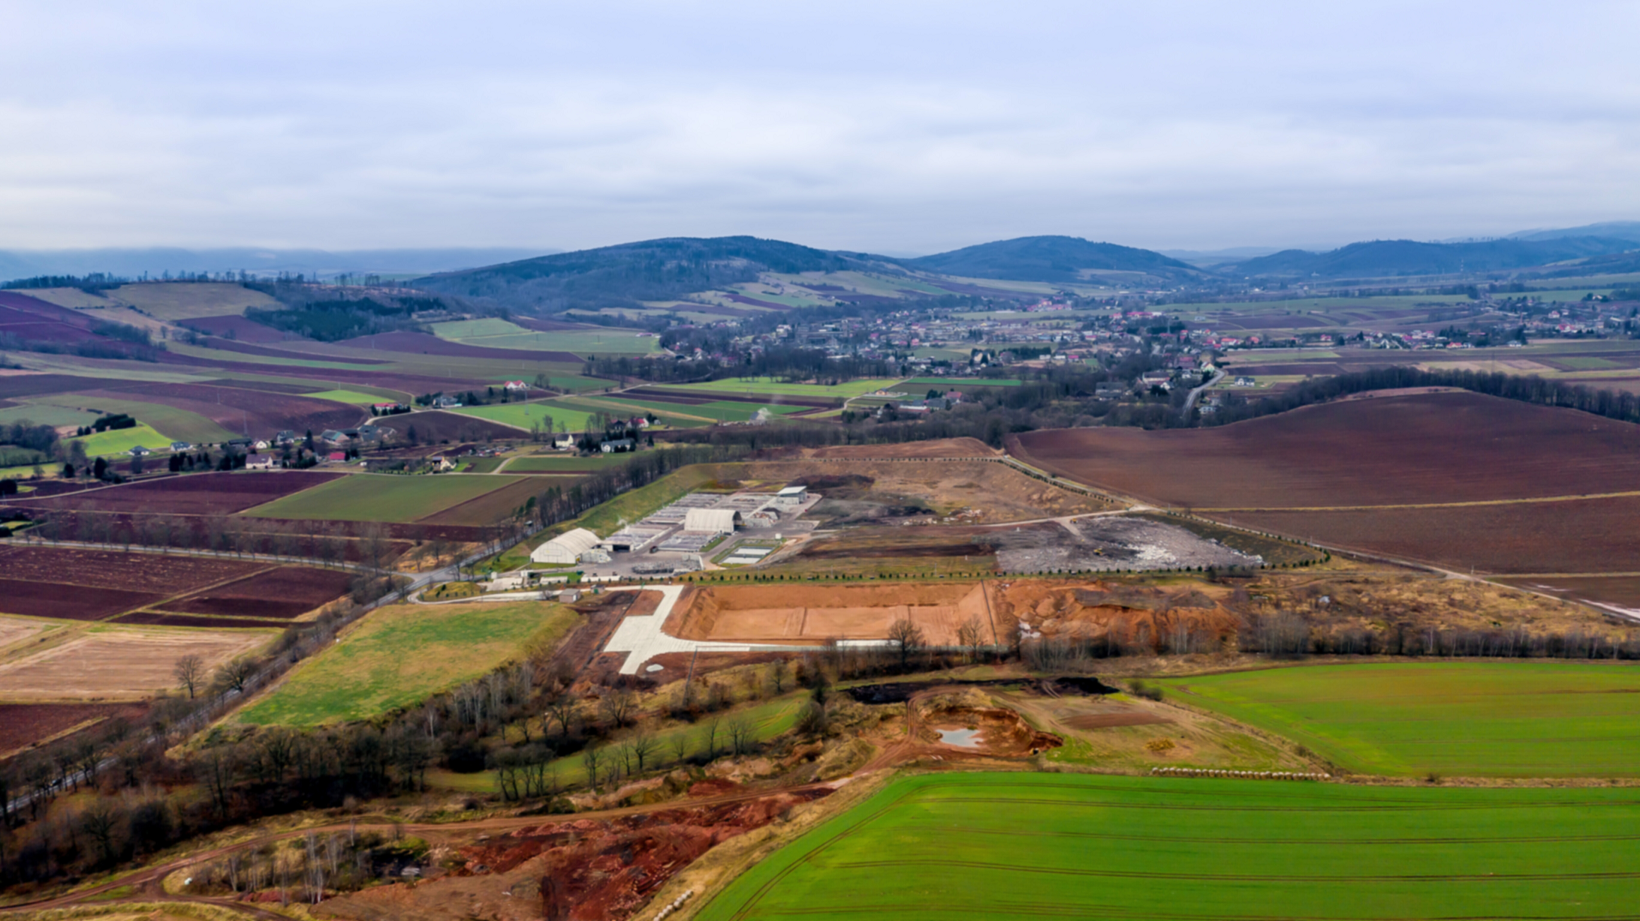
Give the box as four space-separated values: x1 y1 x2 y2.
604 584 802 675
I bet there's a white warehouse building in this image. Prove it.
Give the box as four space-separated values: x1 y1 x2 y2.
530 527 601 565
683 508 739 534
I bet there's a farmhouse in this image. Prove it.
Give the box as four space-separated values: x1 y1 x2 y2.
552 433 576 450
601 438 636 454
531 527 601 564
319 430 350 446
503 380 528 392
128 445 151 457
244 455 276 470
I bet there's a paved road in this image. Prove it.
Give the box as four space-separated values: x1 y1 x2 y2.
1182 369 1225 417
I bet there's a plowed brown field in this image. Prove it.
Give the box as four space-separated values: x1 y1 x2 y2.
1012 392 1640 508
3 470 341 515
0 702 150 759
157 565 353 619
0 628 269 700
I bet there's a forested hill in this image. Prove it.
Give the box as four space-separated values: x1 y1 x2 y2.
1231 236 1639 278
413 236 877 312
899 235 1202 283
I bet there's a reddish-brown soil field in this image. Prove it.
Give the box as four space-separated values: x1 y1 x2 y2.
157 565 352 619
69 380 361 436
112 611 291 629
0 702 150 759
1218 494 1640 577
1013 392 1640 508
1496 575 1640 612
0 578 165 621
417 476 542 526
0 373 114 400
812 436 997 458
0 545 263 593
4 470 342 515
177 314 292 343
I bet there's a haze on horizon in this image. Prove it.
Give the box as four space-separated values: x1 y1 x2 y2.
3 0 1637 257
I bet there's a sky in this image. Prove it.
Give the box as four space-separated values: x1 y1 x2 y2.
3 1 1638 255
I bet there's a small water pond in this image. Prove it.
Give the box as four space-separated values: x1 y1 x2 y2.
937 728 983 748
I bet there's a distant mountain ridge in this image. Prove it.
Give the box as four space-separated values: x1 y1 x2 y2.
1228 236 1640 278
0 247 550 282
898 235 1202 282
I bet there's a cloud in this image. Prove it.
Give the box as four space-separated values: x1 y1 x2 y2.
1 0 1637 252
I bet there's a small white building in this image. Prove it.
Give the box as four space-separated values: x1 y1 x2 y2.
683 508 739 534
531 527 601 564
244 455 277 470
775 485 808 506
552 434 576 450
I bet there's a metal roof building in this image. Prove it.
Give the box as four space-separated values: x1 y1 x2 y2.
530 527 601 565
683 508 739 534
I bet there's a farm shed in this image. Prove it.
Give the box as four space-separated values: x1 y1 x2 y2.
531 527 600 564
775 485 808 505
683 508 739 534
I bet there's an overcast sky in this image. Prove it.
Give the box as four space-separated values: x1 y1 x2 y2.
3 1 1637 255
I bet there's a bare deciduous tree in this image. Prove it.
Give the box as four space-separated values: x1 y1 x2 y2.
887 618 925 671
174 654 205 699
957 617 985 663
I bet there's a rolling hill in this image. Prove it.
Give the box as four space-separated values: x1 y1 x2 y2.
1231 236 1639 278
900 235 1203 283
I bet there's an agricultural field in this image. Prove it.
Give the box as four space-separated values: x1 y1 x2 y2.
0 626 270 701
238 600 576 726
697 773 1640 921
1013 391 1640 509
1157 661 1640 777
659 377 907 398
302 388 393 404
156 566 354 620
0 401 101 427
239 472 513 523
453 399 597 433
0 545 270 621
503 453 635 473
5 470 343 515
417 475 544 526
66 422 171 456
431 318 662 356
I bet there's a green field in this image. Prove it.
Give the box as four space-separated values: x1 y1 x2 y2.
1157 662 1640 777
697 772 1640 921
67 423 172 456
503 454 634 473
431 319 663 356
28 394 236 444
240 473 511 523
661 377 907 398
303 388 394 404
0 402 101 428
452 400 597 433
238 601 575 726
901 377 1022 387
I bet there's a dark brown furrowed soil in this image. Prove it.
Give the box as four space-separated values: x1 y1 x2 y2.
1013 392 1640 508
0 701 150 760
157 565 353 619
3 471 343 516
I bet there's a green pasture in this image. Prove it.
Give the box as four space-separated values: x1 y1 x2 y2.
561 395 712 426
238 601 575 726
240 472 511 523
27 394 236 444
660 377 906 398
1551 356 1625 370
67 423 172 457
429 693 808 793
1157 661 1640 777
303 389 392 404
503 454 634 473
696 772 1640 921
452 400 597 433
0 402 101 428
901 376 1022 387
431 319 663 356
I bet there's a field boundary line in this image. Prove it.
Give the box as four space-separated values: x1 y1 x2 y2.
1193 489 1640 513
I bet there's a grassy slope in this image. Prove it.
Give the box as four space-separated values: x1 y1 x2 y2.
32 394 237 444
453 400 598 433
431 320 662 356
1156 661 1640 777
68 423 173 456
660 377 907 398
303 389 396 405
239 473 511 523
696 772 1640 921
239 601 576 726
